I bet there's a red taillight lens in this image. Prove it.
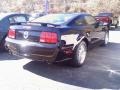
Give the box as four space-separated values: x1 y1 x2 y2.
8 29 15 39
40 32 58 44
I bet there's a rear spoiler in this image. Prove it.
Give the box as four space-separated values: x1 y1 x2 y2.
10 22 25 25
10 22 60 27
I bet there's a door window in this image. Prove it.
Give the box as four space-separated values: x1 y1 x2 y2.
73 17 86 26
85 16 96 25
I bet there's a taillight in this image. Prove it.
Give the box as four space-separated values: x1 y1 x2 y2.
40 32 58 44
8 29 15 39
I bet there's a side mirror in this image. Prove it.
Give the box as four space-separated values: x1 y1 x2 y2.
95 22 100 28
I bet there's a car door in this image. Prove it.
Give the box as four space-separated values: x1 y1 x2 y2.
84 15 105 44
72 16 92 42
61 16 87 45
62 15 94 45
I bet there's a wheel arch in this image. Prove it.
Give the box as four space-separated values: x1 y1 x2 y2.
73 36 89 50
82 38 89 49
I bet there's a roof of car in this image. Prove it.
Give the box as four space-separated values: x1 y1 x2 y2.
56 13 90 16
44 13 91 18
98 13 113 16
95 15 108 17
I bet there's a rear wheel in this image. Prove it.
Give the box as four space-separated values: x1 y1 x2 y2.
0 36 8 52
0 40 6 52
107 24 111 30
70 41 87 67
115 24 118 28
115 21 119 28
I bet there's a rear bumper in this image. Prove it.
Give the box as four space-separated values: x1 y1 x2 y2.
6 38 59 62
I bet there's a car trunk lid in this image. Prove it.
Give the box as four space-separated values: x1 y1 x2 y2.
9 23 60 44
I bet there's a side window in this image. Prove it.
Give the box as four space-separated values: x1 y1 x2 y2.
14 16 27 22
73 17 86 26
9 16 27 24
85 16 96 25
9 17 15 23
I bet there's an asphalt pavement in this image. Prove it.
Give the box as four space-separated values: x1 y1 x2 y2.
0 27 120 90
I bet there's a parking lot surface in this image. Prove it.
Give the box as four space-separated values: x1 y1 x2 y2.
0 27 120 90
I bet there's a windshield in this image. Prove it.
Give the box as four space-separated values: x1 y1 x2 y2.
30 14 77 24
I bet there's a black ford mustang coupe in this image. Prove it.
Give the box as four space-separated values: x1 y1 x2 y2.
6 13 109 67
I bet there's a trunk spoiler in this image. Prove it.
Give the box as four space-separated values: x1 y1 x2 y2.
10 22 60 27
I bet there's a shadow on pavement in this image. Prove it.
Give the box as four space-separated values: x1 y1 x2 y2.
0 52 22 61
23 42 120 89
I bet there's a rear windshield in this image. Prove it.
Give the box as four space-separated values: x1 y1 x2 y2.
30 14 77 24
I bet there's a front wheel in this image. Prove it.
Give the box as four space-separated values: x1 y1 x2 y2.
115 24 118 28
70 41 87 67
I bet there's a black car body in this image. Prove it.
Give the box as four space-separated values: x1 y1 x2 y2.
0 13 29 50
98 13 119 28
6 13 109 67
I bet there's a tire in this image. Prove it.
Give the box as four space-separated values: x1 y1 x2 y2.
115 24 118 28
0 40 6 52
101 32 109 46
0 36 7 52
70 41 87 67
115 21 119 28
107 24 111 30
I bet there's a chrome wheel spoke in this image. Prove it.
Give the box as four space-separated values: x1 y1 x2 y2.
78 43 87 64
105 34 109 44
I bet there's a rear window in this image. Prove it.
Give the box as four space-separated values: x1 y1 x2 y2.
85 16 96 25
30 14 77 24
95 16 109 18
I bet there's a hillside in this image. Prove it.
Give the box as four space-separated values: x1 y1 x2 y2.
0 0 120 15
